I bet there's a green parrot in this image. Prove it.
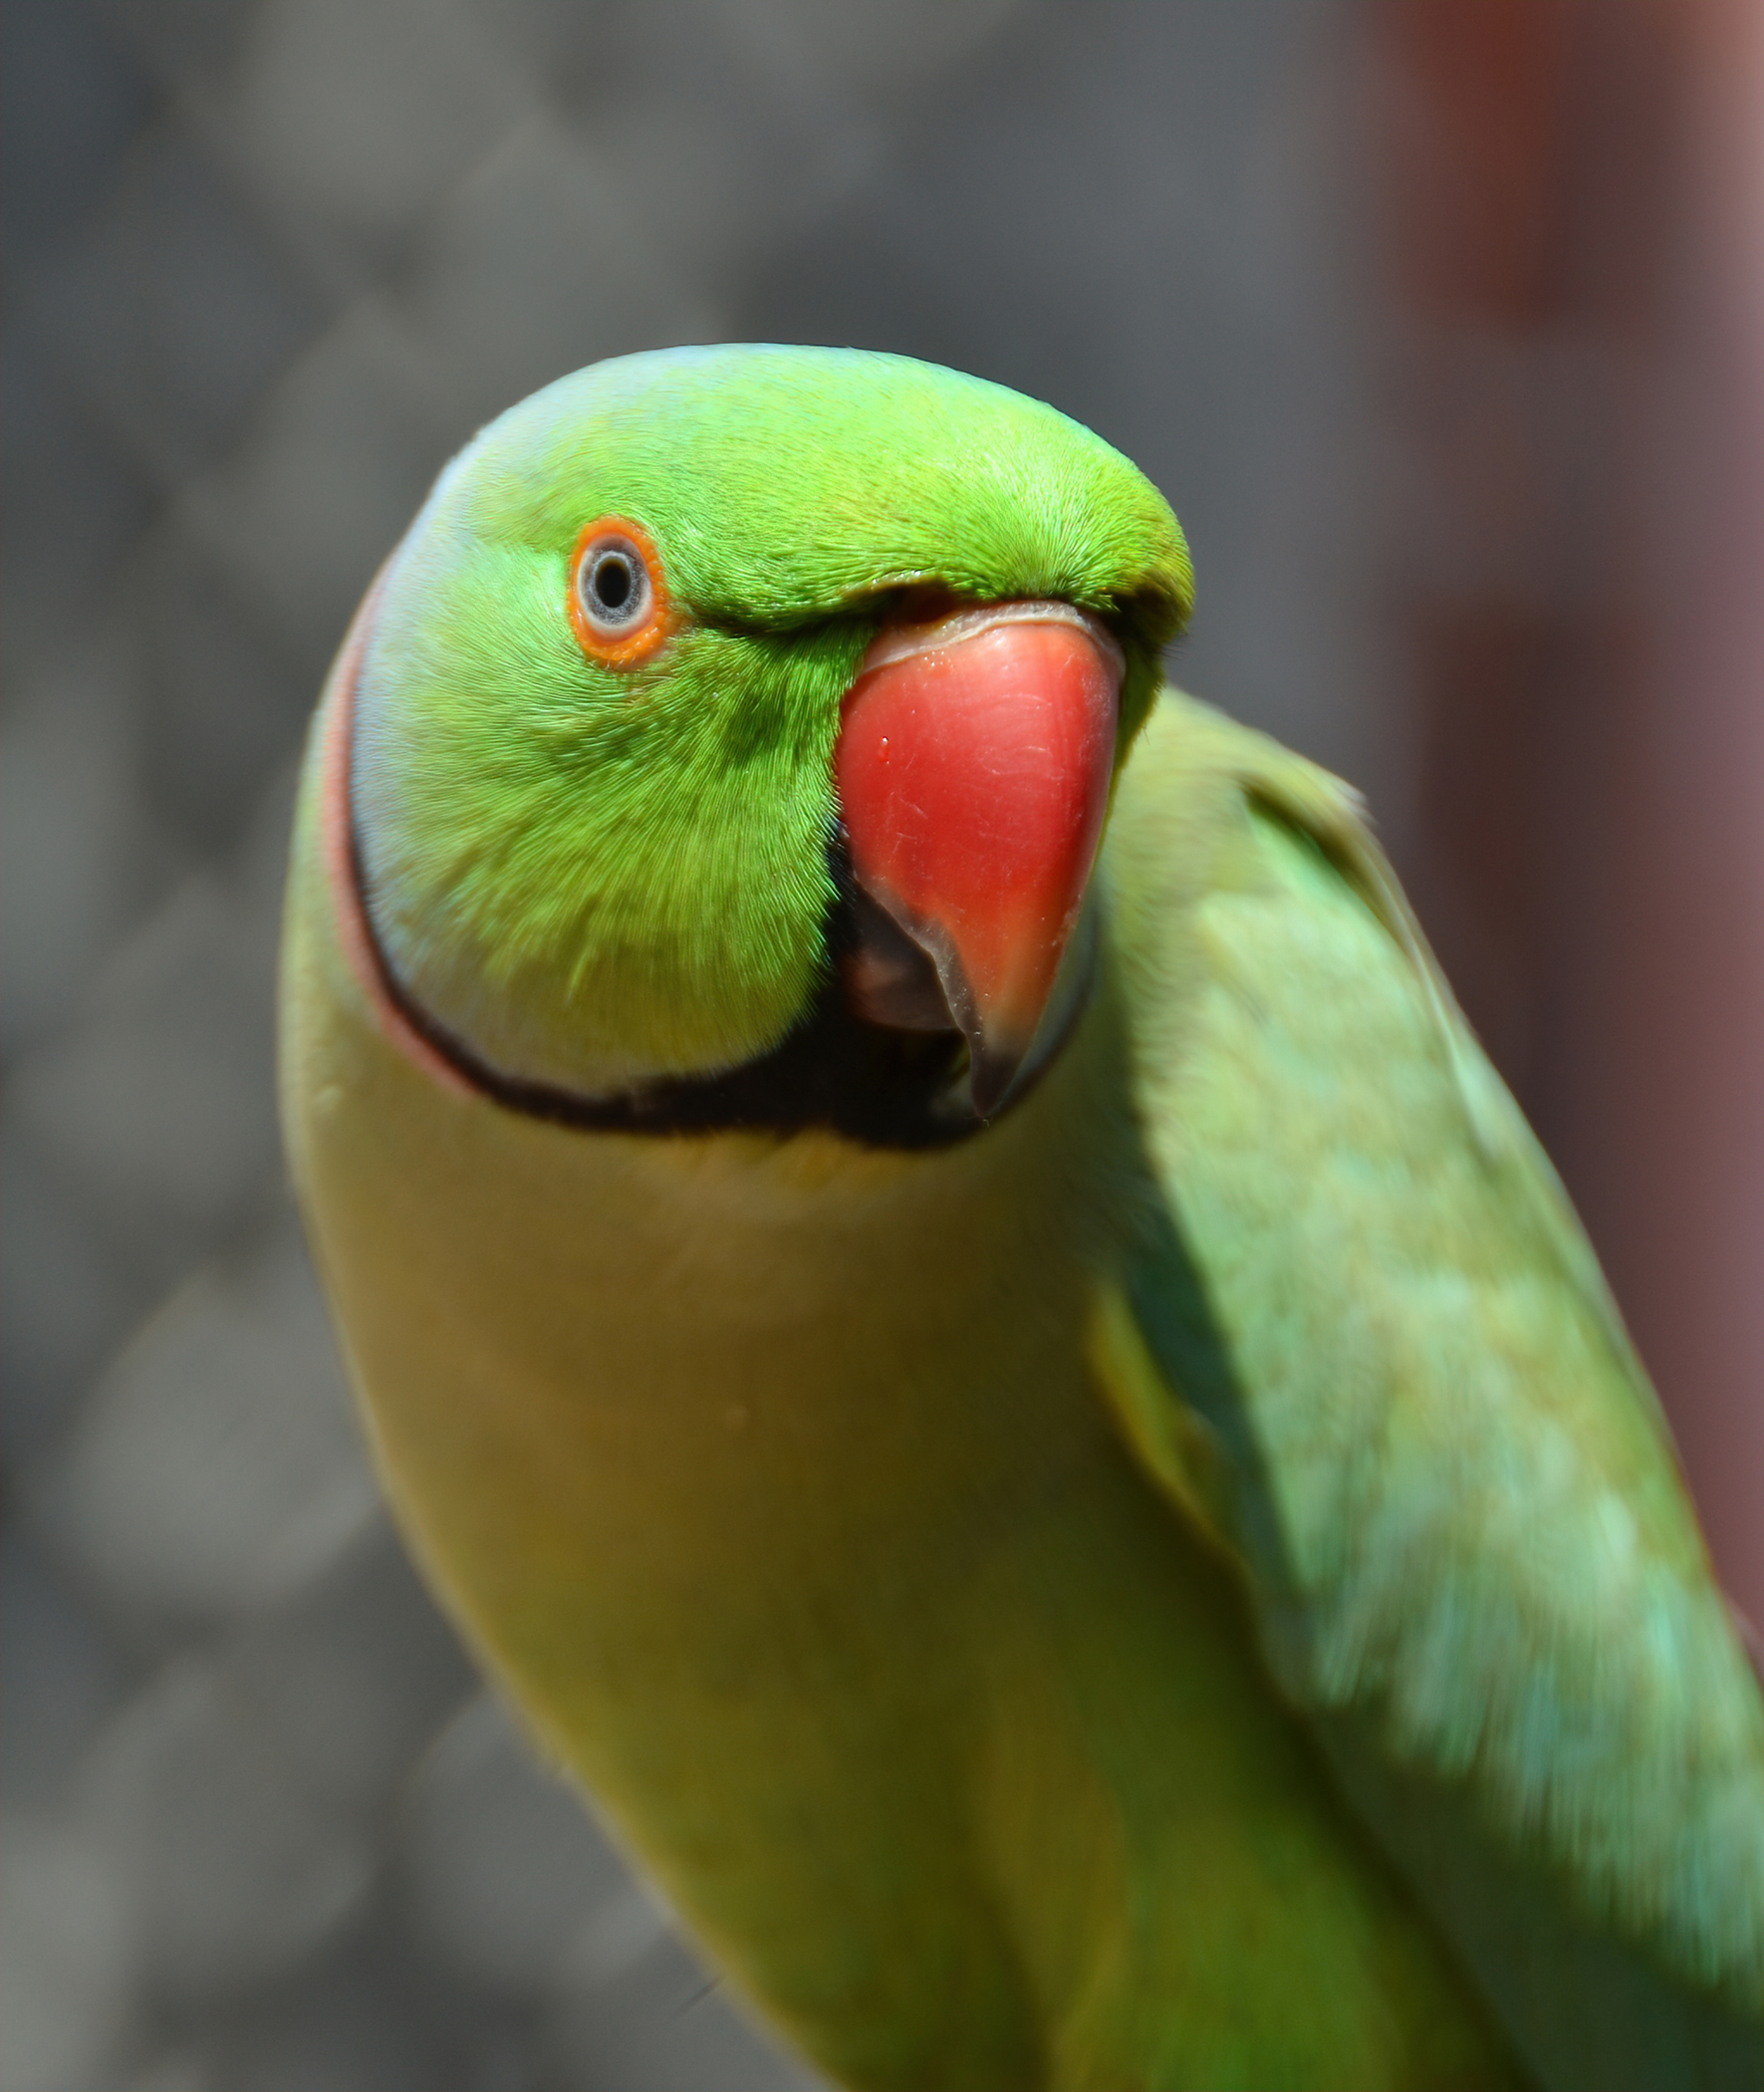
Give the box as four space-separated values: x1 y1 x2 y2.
279 346 1762 2092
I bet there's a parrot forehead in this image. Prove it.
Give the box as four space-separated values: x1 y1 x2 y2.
427 345 1193 638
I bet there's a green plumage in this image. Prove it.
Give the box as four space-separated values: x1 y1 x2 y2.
352 349 1185 1089
1105 704 1762 2085
282 346 1763 2091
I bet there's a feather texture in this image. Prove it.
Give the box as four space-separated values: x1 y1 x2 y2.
1105 693 1764 2089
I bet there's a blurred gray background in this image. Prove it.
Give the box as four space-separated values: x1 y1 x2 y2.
3 2 1759 2088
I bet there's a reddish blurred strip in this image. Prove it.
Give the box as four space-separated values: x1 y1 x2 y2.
1371 0 1764 1620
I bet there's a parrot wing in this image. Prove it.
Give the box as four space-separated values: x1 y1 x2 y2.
1098 692 1764 2092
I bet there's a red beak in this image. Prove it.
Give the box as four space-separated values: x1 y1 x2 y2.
835 601 1123 1115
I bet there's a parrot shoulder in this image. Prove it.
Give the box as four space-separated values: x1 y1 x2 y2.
1094 692 1764 2090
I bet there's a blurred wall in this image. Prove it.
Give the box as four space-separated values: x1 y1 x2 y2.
1364 0 1764 1617
1 3 1757 2090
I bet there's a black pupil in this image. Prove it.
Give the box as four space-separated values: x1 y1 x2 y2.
593 551 636 615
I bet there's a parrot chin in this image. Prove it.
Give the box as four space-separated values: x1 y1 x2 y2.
835 600 1124 1117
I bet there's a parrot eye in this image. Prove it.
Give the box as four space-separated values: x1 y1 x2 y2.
588 548 639 619
567 516 671 666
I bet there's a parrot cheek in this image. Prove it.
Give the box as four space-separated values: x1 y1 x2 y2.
835 603 1123 1117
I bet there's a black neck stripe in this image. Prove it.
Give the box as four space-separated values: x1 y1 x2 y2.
344 793 989 1152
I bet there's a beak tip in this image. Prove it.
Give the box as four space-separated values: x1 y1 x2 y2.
965 1030 1032 1120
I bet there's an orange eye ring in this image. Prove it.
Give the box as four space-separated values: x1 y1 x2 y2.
567 514 672 667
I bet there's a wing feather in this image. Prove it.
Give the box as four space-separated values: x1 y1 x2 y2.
1101 694 1763 2091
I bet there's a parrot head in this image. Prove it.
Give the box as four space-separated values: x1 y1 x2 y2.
341 346 1191 1141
